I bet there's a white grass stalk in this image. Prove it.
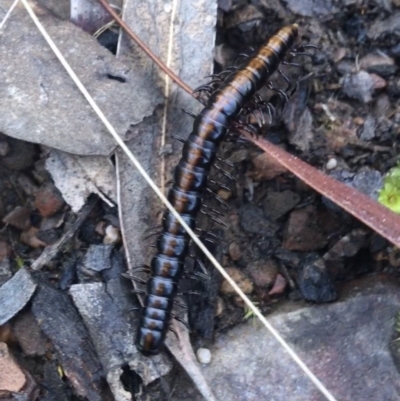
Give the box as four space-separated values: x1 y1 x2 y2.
0 0 19 31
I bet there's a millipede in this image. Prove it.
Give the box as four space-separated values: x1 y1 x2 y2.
136 24 300 355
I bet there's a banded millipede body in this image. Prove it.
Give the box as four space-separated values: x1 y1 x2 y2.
136 24 299 355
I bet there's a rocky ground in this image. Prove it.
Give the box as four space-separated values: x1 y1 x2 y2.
1 0 400 401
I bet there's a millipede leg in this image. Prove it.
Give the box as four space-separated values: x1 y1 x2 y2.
234 53 249 65
211 179 232 192
225 133 248 144
268 81 290 104
216 156 234 168
190 254 208 275
251 108 266 127
122 266 150 276
292 51 314 58
196 228 220 241
277 68 292 92
127 276 147 285
178 290 201 296
297 44 319 51
203 73 222 80
206 187 229 208
202 203 224 216
248 94 278 126
170 313 191 330
200 209 227 227
282 60 302 68
192 270 211 281
212 165 235 182
173 299 188 308
218 66 237 79
193 84 213 94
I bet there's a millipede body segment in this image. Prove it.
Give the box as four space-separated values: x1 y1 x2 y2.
136 24 299 355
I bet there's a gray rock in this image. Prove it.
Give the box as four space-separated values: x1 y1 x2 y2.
350 170 383 200
31 284 105 401
239 204 278 236
13 311 47 356
70 0 122 34
173 276 400 400
295 254 337 303
82 244 114 272
342 71 375 104
368 12 400 40
284 0 338 16
263 190 301 221
69 280 172 401
0 268 37 325
360 115 376 141
282 206 328 251
0 3 160 156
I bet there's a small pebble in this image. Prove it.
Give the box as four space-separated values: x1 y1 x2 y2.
0 342 26 392
220 267 253 295
246 259 278 289
196 347 212 364
163 2 172 13
103 225 121 245
282 206 328 251
216 297 224 316
35 184 65 217
95 221 107 236
251 152 287 181
16 174 39 197
217 188 232 201
333 47 346 63
233 295 245 308
13 312 47 356
268 274 288 297
370 73 387 89
228 242 241 261
326 158 337 170
353 116 364 125
0 324 13 344
342 71 375 104
263 190 301 221
2 206 31 231
20 227 47 248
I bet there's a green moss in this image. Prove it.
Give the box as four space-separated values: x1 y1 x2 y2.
379 163 400 213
